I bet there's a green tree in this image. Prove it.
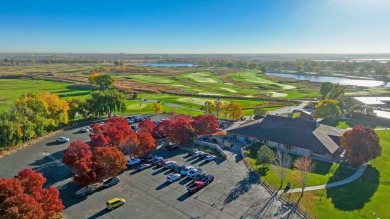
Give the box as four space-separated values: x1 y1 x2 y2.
67 98 87 122
86 90 126 117
320 82 333 99
328 84 345 99
256 145 275 169
253 106 267 117
313 99 341 119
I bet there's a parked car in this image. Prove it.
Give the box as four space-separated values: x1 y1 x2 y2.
140 154 155 162
156 160 169 167
163 161 177 169
106 198 126 210
127 158 141 166
56 137 70 143
151 157 164 165
137 164 151 171
192 151 203 158
188 149 199 156
147 156 161 163
192 172 206 181
80 127 90 133
130 125 138 131
171 164 185 172
187 168 200 178
198 152 209 159
127 119 135 124
103 176 120 188
166 173 181 183
205 155 217 161
187 181 205 193
180 166 194 176
167 142 178 150
201 174 215 185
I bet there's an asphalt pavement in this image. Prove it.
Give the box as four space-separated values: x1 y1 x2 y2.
0 115 300 219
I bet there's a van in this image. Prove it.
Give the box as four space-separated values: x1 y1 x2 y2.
106 198 126 210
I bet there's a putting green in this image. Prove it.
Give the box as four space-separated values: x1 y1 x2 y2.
131 75 174 84
233 71 296 90
127 103 147 109
173 84 191 88
177 97 228 105
199 92 224 96
220 87 237 93
269 92 288 97
183 72 218 83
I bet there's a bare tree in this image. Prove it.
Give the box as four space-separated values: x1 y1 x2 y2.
272 150 292 190
293 156 315 197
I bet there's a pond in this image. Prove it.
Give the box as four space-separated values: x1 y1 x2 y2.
142 63 196 67
266 72 390 87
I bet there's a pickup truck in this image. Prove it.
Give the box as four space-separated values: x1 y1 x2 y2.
186 181 205 193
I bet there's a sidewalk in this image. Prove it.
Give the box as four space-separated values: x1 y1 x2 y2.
281 163 367 194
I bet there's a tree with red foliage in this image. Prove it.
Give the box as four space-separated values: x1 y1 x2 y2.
191 114 219 136
15 169 46 195
152 120 173 138
89 117 139 155
138 119 156 134
93 147 126 180
136 132 157 156
0 194 45 219
0 178 23 203
341 125 382 164
63 141 92 167
168 115 195 144
0 169 64 219
72 156 97 186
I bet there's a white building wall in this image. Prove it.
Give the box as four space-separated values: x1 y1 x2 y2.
296 147 311 157
267 141 278 148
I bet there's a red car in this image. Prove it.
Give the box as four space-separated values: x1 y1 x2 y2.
186 181 205 193
156 160 168 167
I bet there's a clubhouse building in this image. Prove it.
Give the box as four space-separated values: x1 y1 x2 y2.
227 115 345 161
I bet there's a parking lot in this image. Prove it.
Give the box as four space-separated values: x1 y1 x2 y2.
0 114 292 219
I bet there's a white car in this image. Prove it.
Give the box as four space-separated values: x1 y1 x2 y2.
192 151 202 157
127 158 141 166
56 137 70 143
163 161 177 169
205 155 217 161
166 174 181 183
138 164 151 171
180 166 194 176
187 168 200 178
80 127 90 133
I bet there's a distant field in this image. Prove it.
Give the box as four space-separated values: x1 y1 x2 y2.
0 79 91 111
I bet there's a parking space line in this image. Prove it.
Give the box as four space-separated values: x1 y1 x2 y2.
42 152 62 165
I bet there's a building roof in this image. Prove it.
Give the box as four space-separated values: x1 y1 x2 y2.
227 115 344 154
353 97 390 105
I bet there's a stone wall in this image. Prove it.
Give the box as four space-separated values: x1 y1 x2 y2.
193 140 227 159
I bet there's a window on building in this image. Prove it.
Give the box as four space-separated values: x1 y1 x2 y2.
284 145 292 150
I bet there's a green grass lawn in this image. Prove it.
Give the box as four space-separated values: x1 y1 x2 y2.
0 79 91 111
246 144 355 189
284 130 390 219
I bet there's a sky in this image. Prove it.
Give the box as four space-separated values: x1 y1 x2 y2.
1 0 390 53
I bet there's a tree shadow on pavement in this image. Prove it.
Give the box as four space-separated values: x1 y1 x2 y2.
326 165 380 211
88 209 109 219
30 150 72 186
57 180 86 208
223 171 260 205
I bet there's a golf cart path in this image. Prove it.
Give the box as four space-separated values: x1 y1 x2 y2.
281 163 367 194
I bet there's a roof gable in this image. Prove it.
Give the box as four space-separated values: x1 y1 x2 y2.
227 115 344 154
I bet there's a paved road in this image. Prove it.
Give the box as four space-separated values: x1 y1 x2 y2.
0 118 301 219
268 101 310 115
